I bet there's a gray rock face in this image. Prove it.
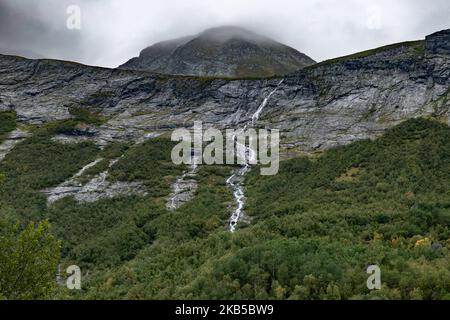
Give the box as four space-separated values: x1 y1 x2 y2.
0 29 449 155
119 26 316 78
426 29 450 55
42 158 147 204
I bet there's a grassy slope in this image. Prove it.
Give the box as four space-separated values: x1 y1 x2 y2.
61 118 450 300
0 111 16 143
48 138 186 268
2 117 450 300
0 126 99 221
0 120 185 269
58 164 234 300
306 40 425 70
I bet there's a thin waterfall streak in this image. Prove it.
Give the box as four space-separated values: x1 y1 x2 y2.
226 79 284 232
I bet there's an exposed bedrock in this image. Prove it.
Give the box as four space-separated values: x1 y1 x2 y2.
0 29 448 152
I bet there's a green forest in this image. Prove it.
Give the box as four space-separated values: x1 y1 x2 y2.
1 114 450 300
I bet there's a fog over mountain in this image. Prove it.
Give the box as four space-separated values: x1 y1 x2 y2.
0 0 449 67
119 26 316 77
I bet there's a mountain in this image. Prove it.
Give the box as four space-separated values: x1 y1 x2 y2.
1 29 448 152
0 28 450 300
0 48 45 60
119 26 316 77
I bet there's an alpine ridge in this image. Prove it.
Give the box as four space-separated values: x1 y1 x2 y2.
119 26 316 77
0 29 448 155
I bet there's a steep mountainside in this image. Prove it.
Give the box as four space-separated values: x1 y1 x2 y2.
3 114 450 300
1 29 450 300
0 29 449 154
119 26 316 77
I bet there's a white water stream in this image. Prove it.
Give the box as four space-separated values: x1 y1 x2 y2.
166 161 198 210
226 80 284 232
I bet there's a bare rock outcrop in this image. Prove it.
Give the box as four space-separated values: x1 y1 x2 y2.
0 29 448 154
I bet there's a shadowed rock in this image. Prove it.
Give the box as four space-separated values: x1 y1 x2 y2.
426 29 450 55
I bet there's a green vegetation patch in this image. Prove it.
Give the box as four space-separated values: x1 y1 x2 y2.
68 106 106 126
0 218 60 300
4 117 450 300
48 196 159 268
66 165 233 299
108 138 185 196
76 118 450 300
0 111 17 142
0 132 99 220
307 40 425 70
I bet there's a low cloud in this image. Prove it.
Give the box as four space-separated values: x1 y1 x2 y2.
0 0 449 67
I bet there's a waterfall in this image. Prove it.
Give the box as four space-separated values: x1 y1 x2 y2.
251 81 284 125
226 79 284 232
166 163 198 210
166 149 200 210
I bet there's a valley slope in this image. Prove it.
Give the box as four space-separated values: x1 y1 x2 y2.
0 29 450 300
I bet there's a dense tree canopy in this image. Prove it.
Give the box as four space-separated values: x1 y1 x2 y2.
1 117 450 299
0 219 60 300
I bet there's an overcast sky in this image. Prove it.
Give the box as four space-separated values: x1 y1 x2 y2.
1 0 449 68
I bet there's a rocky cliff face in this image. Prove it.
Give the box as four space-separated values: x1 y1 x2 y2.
426 29 450 55
0 29 449 153
119 26 316 78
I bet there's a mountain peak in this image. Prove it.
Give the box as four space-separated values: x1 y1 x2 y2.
119 26 316 78
198 26 268 41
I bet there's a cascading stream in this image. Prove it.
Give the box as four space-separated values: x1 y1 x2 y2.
166 148 201 210
226 79 284 232
166 162 198 210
